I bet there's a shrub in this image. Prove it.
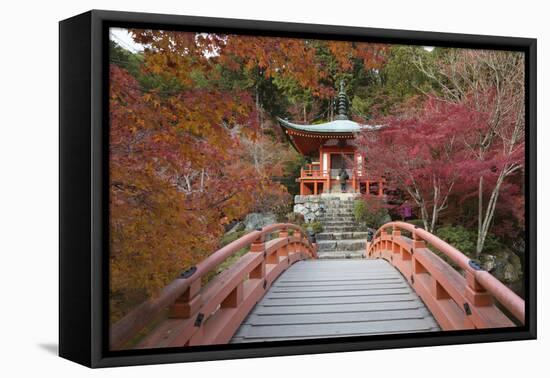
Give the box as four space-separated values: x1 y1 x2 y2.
435 225 508 258
219 229 247 247
407 218 425 228
435 225 477 258
353 197 389 229
204 229 249 284
309 220 323 234
273 202 293 223
285 212 305 226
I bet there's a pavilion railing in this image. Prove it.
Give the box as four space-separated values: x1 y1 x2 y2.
301 162 322 177
110 223 317 350
366 221 524 330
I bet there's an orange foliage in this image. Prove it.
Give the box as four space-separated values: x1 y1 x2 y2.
109 30 387 320
110 64 287 317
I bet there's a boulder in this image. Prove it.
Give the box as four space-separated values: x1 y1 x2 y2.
503 263 520 283
480 250 522 284
243 212 277 231
481 254 497 272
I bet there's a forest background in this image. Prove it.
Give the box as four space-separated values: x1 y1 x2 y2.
109 29 525 322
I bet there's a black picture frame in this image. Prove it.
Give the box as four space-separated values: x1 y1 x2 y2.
59 9 537 368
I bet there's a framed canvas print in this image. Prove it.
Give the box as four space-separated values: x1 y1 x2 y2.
59 10 536 368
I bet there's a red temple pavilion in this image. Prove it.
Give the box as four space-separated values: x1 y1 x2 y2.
278 82 384 196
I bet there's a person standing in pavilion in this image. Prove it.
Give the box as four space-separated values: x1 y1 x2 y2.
338 167 349 192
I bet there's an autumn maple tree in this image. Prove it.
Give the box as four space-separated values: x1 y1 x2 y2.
109 31 389 320
415 49 525 256
355 98 465 233
109 32 288 320
356 49 525 253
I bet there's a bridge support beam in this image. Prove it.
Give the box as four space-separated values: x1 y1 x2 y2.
221 282 244 308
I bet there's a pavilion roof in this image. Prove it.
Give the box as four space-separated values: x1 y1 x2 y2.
277 117 379 134
277 81 381 155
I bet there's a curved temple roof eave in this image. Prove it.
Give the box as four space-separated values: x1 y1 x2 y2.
277 117 382 135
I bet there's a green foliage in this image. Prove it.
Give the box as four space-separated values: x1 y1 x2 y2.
436 225 476 258
435 225 523 289
436 225 507 258
309 221 323 234
219 229 247 247
407 219 425 228
350 46 441 117
276 154 307 197
109 40 182 93
203 229 250 284
381 46 437 101
272 75 314 120
109 40 143 78
353 198 389 229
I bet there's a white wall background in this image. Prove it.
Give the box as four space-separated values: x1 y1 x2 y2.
0 0 546 376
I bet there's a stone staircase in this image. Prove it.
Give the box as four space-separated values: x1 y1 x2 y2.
314 197 367 259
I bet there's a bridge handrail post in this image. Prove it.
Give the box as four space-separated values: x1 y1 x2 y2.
168 279 202 319
464 269 493 307
412 230 426 250
249 233 267 279
392 225 401 238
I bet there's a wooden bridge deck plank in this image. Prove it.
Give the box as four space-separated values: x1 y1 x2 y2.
231 259 440 343
270 283 409 292
259 293 418 307
243 309 425 325
265 287 411 299
253 300 423 315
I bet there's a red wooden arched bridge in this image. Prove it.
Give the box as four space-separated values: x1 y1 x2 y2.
110 222 524 350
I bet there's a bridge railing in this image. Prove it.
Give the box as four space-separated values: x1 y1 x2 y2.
366 221 524 330
110 223 317 350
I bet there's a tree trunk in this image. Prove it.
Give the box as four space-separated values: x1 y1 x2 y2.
429 180 440 233
476 171 506 256
476 176 484 257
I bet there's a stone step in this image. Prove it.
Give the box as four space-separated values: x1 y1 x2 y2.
316 250 365 259
320 221 357 227
319 216 355 220
320 220 360 224
319 219 356 224
316 232 369 241
317 239 368 251
323 226 365 233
